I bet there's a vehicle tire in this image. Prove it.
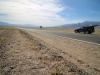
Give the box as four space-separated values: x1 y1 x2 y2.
74 30 77 33
88 32 92 34
84 31 89 34
78 31 80 33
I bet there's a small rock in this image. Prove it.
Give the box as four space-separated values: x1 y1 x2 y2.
11 46 13 48
69 68 76 72
86 65 90 67
10 66 14 69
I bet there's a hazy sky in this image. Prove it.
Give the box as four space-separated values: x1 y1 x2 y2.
0 0 100 26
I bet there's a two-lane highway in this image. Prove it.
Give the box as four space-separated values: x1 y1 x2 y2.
20 28 100 45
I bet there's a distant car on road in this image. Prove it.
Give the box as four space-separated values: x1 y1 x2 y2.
74 25 98 34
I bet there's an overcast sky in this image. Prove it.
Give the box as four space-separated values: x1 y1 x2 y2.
0 0 100 26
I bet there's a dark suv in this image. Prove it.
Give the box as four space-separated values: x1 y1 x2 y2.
74 25 97 34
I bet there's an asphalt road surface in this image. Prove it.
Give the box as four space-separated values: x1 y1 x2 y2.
21 28 100 45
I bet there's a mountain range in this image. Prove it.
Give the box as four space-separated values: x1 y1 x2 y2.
0 21 37 27
56 21 100 28
0 21 11 26
0 21 100 28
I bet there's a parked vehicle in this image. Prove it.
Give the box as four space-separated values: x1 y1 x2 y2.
74 25 98 34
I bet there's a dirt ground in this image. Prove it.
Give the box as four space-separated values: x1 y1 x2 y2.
0 28 100 75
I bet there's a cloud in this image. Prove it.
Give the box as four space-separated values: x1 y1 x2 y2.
0 0 80 26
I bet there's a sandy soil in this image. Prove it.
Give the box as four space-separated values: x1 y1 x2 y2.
0 28 100 75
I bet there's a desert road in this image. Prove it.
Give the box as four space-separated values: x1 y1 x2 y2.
20 28 100 45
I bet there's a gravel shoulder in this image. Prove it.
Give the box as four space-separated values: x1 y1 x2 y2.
0 28 100 75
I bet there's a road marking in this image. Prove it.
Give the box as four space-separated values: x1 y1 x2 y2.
20 28 100 46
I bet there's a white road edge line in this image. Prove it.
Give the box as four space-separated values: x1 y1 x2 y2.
20 28 100 46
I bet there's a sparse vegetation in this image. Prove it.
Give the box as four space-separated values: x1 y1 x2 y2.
1 36 5 41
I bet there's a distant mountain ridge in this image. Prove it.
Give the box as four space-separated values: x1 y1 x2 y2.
0 21 100 28
56 21 100 28
0 21 37 27
0 21 11 26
